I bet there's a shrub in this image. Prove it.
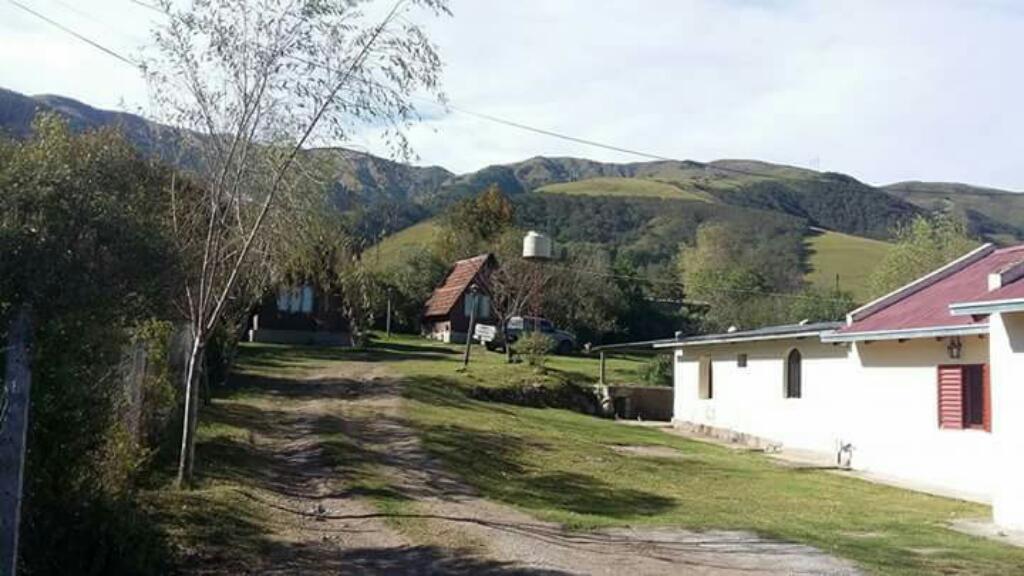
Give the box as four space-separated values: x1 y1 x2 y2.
517 332 553 370
639 354 673 387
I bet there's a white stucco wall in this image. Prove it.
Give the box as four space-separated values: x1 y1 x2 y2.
673 335 996 501
990 312 1024 527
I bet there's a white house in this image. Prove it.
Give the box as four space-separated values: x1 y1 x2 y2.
659 243 1024 530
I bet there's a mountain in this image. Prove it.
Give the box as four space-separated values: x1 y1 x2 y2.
3 86 1023 276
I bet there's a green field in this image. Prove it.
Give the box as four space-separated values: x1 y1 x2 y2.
535 176 714 202
805 229 893 302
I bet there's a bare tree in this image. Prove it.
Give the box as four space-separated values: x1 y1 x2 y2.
480 242 552 364
143 0 448 487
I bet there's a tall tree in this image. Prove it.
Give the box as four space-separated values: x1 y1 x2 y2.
436 184 515 261
868 214 978 298
678 222 804 332
143 0 449 486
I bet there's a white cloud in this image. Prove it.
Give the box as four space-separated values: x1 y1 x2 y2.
2 0 1022 189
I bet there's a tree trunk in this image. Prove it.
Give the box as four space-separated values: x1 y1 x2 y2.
0 306 33 576
176 332 204 489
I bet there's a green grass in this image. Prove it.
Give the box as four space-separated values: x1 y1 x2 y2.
355 337 1024 575
360 333 654 388
536 176 714 202
805 228 893 302
149 340 1024 574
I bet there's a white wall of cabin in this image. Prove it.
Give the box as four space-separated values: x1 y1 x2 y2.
673 335 996 502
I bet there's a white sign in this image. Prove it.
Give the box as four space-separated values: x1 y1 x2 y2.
474 323 497 342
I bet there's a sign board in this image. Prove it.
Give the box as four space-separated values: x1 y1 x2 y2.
474 323 497 343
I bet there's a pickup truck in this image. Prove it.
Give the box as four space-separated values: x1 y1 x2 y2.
480 316 577 355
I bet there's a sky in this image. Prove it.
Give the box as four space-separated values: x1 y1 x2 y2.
1 0 1023 190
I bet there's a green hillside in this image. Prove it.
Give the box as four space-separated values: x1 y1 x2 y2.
885 181 1024 245
366 219 439 270
804 229 893 301
535 176 713 202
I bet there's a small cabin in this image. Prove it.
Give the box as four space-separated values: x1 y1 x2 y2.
422 254 495 344
248 284 351 346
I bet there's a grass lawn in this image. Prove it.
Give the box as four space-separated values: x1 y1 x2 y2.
805 228 893 302
355 333 657 388
371 336 1024 575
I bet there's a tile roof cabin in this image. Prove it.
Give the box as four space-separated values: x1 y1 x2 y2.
422 253 496 344
657 242 1024 531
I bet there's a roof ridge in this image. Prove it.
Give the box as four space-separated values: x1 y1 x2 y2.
846 243 995 325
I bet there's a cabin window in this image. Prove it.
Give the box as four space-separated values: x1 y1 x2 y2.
300 285 314 313
737 353 748 368
938 365 990 431
276 285 314 314
785 349 802 399
464 294 492 319
699 358 714 399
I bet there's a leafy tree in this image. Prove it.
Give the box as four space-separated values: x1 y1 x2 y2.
0 116 178 574
541 244 624 344
868 215 978 298
678 222 805 331
436 184 515 260
786 287 856 324
371 246 448 333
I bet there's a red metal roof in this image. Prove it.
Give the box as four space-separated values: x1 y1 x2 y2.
839 245 1024 335
422 254 493 319
956 261 1024 304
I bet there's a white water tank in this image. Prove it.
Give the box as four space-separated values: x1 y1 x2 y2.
522 230 553 260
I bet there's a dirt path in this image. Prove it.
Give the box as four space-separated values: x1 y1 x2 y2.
208 360 861 575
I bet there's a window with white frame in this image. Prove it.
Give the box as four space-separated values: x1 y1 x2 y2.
699 357 714 399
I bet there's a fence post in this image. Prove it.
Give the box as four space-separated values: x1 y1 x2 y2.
0 306 33 576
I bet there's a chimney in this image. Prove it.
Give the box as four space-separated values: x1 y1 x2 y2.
989 259 1024 291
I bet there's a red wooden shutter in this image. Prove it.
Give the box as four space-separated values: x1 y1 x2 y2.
938 365 964 429
983 364 992 432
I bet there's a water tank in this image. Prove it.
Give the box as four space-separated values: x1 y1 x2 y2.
522 231 552 260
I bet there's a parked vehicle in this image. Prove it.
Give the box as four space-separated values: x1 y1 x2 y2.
480 316 576 355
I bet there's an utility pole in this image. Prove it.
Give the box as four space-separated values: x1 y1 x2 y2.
1 306 33 576
385 288 392 339
462 284 479 369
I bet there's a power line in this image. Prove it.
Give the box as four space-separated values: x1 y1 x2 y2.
5 0 140 67
28 0 840 187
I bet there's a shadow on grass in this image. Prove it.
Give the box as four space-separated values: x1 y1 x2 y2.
236 339 460 373
333 545 572 575
147 488 271 575
414 418 677 519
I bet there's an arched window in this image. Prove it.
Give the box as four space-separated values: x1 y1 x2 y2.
785 349 802 399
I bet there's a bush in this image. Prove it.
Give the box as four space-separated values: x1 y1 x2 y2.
516 332 553 370
639 354 673 387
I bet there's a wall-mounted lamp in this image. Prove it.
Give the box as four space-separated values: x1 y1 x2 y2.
947 336 963 360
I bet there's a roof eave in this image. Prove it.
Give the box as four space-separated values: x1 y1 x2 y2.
950 298 1024 317
821 324 989 343
655 330 837 348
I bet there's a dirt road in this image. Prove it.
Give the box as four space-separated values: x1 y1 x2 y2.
190 359 860 575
